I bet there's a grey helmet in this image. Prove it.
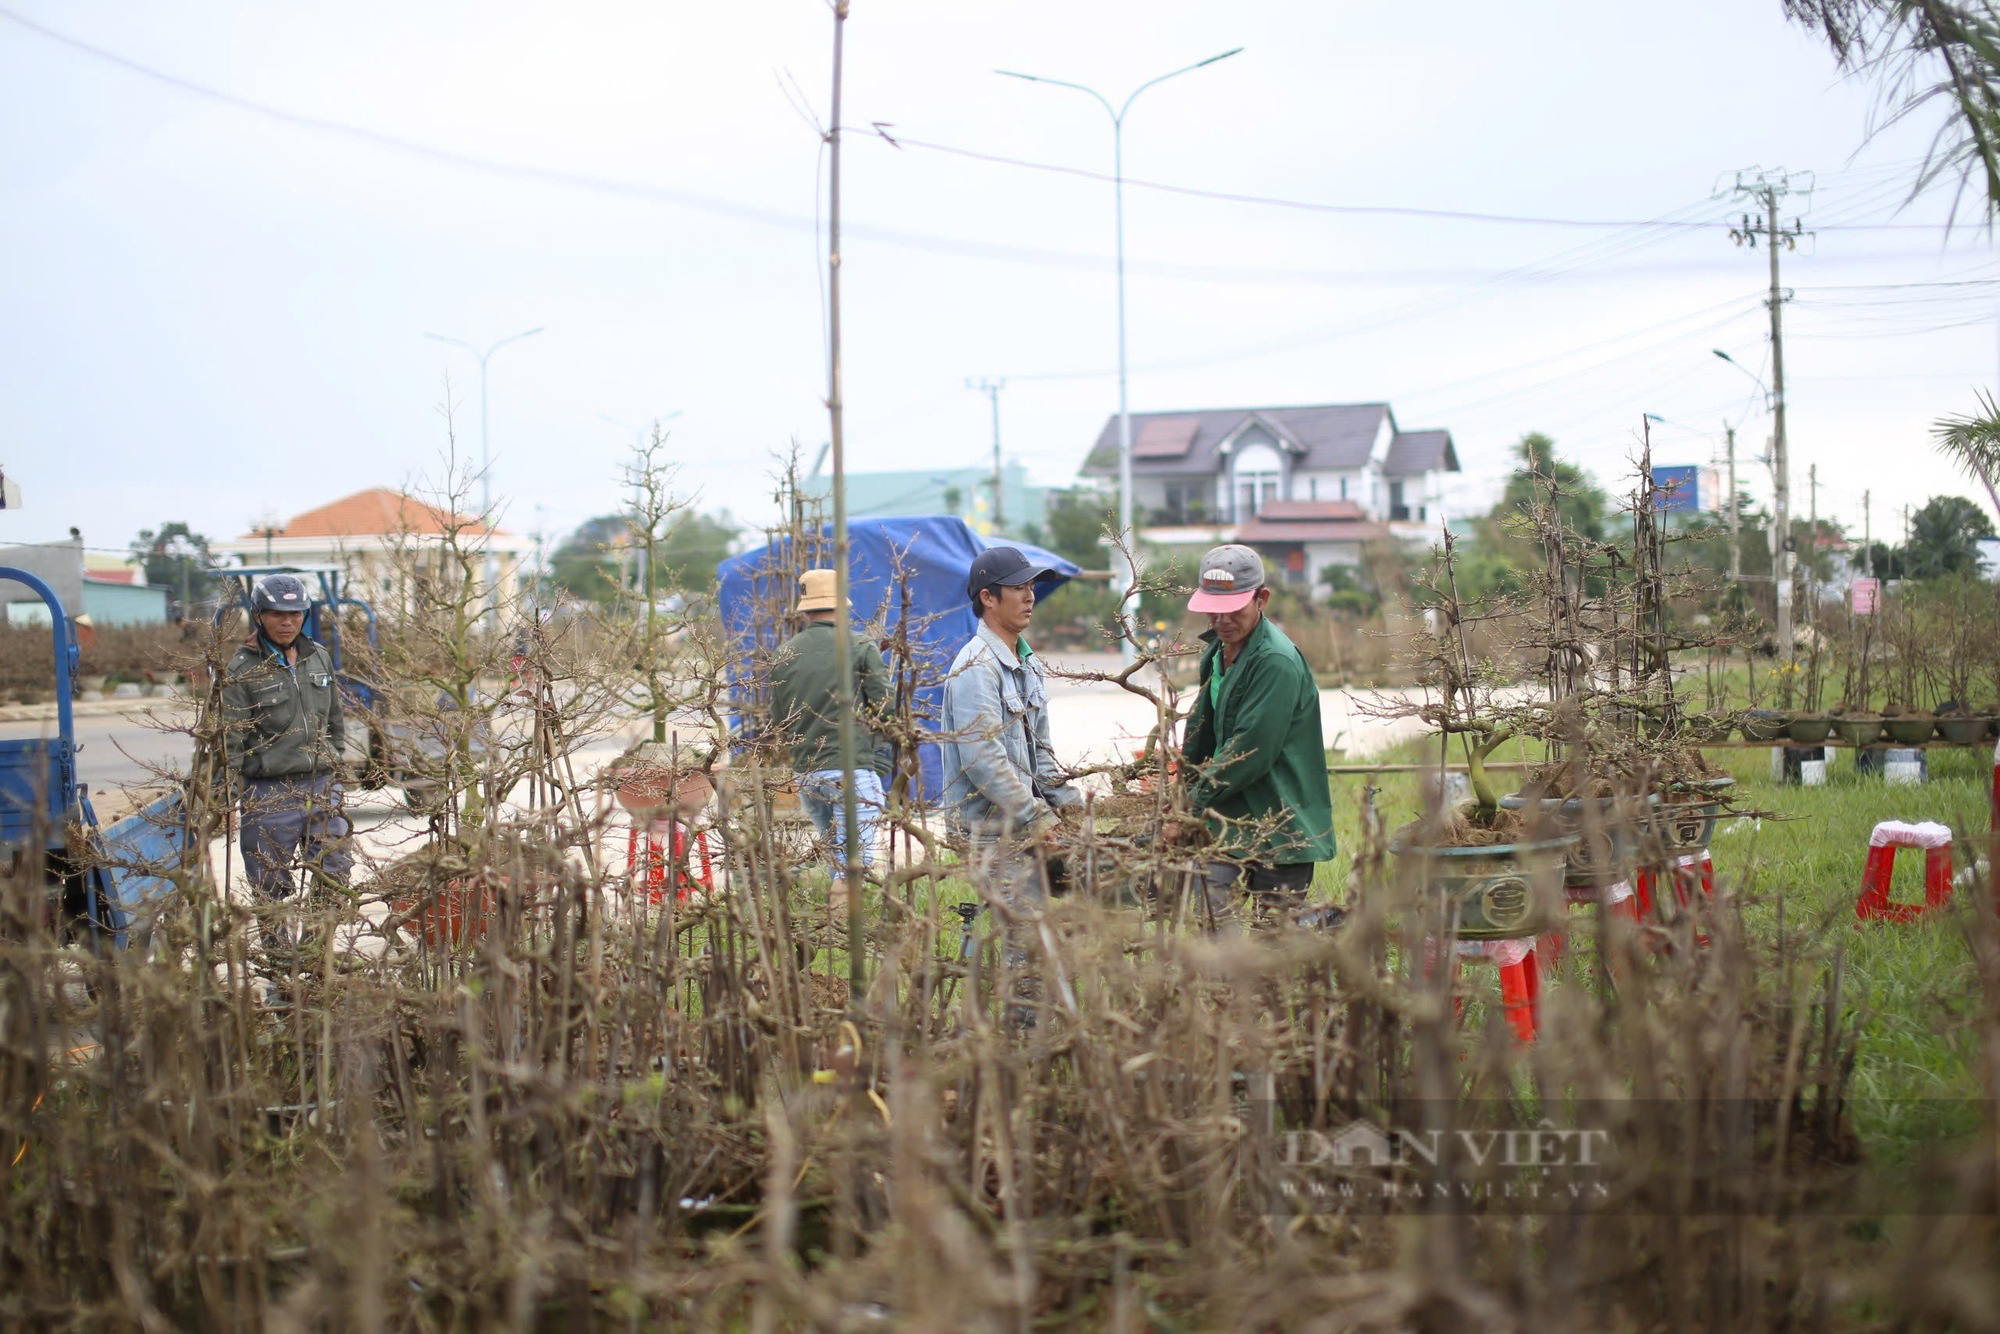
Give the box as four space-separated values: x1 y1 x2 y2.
250 573 311 615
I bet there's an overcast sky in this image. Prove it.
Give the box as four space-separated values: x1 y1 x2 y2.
3 0 1996 566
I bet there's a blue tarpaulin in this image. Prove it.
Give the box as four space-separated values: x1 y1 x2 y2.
716 515 1079 802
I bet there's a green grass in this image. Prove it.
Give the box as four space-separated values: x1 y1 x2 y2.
1321 734 1996 1157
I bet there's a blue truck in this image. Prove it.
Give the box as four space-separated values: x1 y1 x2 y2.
2 563 390 947
0 566 189 948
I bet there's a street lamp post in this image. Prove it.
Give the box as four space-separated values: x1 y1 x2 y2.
1712 349 1789 648
998 48 1242 668
425 326 544 619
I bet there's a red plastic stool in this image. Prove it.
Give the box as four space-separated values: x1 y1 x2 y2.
1636 852 1715 919
1445 938 1546 1043
1856 820 1954 923
628 818 716 904
1537 880 1639 978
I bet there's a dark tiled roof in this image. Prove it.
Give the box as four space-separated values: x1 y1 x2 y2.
1383 429 1458 477
1131 415 1199 459
1081 403 1391 477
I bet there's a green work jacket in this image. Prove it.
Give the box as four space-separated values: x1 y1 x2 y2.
767 620 890 776
1182 617 1336 865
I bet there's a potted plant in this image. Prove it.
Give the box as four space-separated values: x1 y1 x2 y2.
1786 622 1833 743
1390 716 1575 940
1931 576 1990 746
1382 535 1573 941
609 739 715 820
1879 589 1937 745
1830 602 1882 746
1499 744 1660 902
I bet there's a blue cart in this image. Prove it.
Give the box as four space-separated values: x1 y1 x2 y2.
0 567 190 948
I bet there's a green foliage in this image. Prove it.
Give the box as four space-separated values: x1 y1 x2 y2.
1494 431 1611 544
549 509 740 606
129 521 220 615
1316 561 1382 617
1455 431 1613 599
1041 487 1115 571
654 510 739 588
548 513 628 605
1901 494 1994 579
1788 0 2000 218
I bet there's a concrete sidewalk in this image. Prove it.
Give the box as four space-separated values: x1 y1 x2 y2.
1035 647 1429 768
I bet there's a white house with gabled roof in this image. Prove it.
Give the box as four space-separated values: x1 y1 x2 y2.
1077 402 1460 595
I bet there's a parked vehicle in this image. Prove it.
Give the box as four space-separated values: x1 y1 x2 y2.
0 566 187 948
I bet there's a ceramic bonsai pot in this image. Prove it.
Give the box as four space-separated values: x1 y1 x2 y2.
610 741 715 820
1655 776 1735 853
1740 709 1792 742
1936 713 1986 746
1883 714 1937 745
1786 713 1834 745
1683 713 1732 742
1830 714 1882 747
1388 833 1575 940
1499 792 1660 898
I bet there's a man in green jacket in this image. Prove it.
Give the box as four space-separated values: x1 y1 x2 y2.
220 573 352 953
767 568 891 917
1179 544 1336 928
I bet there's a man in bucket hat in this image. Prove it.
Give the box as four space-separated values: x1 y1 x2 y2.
1176 544 1335 927
768 568 891 920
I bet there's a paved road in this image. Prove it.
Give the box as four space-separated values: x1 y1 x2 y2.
0 714 191 808
3 661 1428 815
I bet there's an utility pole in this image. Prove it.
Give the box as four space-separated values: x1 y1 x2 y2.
1806 463 1818 627
1724 422 1740 582
967 377 1006 530
1728 168 1810 666
823 0 864 1010
1848 486 1864 580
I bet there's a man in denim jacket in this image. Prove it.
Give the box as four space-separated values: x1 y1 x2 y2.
941 546 1082 920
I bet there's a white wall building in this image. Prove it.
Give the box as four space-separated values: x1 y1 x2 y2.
211 488 534 615
1077 403 1460 596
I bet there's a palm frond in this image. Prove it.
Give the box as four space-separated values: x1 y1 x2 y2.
1785 0 2000 224
1931 388 2000 515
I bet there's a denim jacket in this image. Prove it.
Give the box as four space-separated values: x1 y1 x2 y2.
940 621 1080 836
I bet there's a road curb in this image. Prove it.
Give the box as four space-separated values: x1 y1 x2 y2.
0 696 195 725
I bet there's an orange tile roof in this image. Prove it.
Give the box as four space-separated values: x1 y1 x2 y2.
243 488 505 540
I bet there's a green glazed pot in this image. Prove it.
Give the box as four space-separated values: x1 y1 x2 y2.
1682 713 1732 742
1884 715 1936 745
1499 792 1661 897
1389 834 1575 940
1740 709 1792 741
1655 776 1734 852
1937 714 1986 746
1786 713 1834 744
1830 715 1882 747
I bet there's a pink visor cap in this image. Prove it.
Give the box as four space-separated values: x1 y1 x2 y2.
1187 543 1266 613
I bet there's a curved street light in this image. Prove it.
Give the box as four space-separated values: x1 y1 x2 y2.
424 326 544 620
998 48 1243 667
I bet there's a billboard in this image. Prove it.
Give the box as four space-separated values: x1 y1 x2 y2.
1651 465 1701 513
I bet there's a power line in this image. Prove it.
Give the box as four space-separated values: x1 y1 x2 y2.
0 3 1973 249
871 132 1960 232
